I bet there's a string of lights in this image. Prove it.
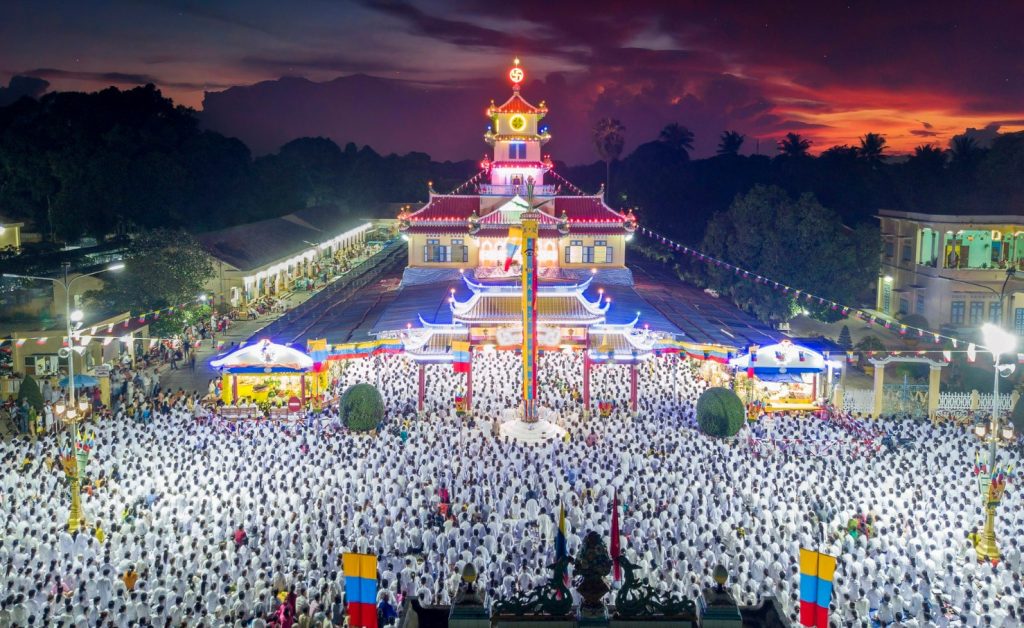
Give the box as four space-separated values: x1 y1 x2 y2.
637 226 995 358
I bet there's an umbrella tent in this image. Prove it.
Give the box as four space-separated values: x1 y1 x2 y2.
59 374 99 387
728 340 827 374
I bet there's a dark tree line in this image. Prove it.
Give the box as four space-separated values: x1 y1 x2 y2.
573 120 1024 246
0 85 471 245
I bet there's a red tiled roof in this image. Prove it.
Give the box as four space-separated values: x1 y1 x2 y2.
404 225 469 234
407 196 480 222
489 92 546 115
554 196 625 222
568 225 628 235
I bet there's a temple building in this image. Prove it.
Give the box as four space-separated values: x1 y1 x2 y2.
398 58 637 279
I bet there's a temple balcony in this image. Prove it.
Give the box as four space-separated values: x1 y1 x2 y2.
478 183 557 196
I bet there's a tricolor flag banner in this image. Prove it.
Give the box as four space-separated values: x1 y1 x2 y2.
505 225 522 271
35 337 47 345
342 552 378 628
452 340 471 373
555 504 567 560
799 548 836 628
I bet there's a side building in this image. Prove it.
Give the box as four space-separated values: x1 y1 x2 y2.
198 207 390 309
876 209 1024 335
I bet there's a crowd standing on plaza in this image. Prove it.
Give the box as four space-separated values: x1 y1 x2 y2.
0 349 1022 627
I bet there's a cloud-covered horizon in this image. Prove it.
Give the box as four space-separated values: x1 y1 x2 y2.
2 1 1022 161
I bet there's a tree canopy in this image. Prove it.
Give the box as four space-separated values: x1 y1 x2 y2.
701 185 880 322
85 228 213 315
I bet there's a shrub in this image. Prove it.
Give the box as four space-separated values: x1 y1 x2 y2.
17 375 44 413
696 387 745 438
339 383 384 433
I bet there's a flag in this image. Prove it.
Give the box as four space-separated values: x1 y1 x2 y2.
342 552 378 628
555 504 567 561
452 340 471 373
799 549 836 628
610 490 621 582
505 225 522 271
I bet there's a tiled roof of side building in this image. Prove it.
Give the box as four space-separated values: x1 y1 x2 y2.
197 211 370 272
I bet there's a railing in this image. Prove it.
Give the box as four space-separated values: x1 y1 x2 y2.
478 183 557 196
843 388 1014 416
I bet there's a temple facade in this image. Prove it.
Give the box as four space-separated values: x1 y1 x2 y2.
398 59 636 278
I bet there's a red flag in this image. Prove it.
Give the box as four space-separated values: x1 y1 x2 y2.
611 490 621 582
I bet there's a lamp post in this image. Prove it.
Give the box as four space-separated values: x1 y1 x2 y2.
4 260 124 531
975 322 1018 564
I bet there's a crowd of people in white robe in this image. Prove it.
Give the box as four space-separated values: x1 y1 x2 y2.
0 350 1021 627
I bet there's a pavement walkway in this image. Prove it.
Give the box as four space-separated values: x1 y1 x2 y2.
157 290 316 394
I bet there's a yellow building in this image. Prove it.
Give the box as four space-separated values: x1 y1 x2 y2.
398 59 636 278
877 209 1024 335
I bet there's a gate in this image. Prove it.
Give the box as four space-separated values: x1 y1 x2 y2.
882 375 929 418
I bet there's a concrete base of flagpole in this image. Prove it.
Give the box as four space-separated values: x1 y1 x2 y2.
500 418 566 443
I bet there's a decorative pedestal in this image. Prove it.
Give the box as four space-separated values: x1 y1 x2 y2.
501 418 567 443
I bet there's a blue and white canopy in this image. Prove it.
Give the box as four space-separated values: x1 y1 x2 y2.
210 339 314 373
728 340 826 375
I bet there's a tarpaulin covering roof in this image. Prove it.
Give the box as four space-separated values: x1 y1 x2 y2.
211 339 314 373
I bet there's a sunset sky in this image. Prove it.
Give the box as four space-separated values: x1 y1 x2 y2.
2 1 1023 161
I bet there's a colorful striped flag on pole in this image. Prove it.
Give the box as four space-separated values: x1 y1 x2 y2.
342 552 378 628
799 548 836 628
452 340 471 373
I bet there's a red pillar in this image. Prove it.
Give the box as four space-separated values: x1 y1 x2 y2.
231 375 238 404
417 364 425 413
629 362 638 414
465 360 473 412
583 351 591 415
300 374 306 404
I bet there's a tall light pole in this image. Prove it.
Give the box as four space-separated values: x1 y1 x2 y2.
976 322 1018 563
4 260 124 531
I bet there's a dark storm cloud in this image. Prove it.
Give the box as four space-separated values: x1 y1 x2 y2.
25 68 231 92
4 1 1024 159
0 76 49 106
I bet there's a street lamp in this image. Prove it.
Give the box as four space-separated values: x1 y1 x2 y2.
3 260 123 532
974 322 1018 564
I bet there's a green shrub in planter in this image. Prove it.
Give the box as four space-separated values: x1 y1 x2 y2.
339 383 384 433
696 387 745 438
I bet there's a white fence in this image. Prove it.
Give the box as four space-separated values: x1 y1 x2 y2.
842 388 1015 417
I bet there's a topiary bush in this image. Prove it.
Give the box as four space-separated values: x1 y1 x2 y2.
696 387 745 438
339 383 384 433
17 375 43 413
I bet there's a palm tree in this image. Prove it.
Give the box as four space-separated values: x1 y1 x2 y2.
658 123 695 158
593 118 626 195
717 130 745 156
777 132 811 158
950 135 981 167
857 132 887 165
911 144 946 165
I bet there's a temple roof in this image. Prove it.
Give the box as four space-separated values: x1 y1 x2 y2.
451 276 608 324
488 92 547 116
554 196 627 223
405 195 480 222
